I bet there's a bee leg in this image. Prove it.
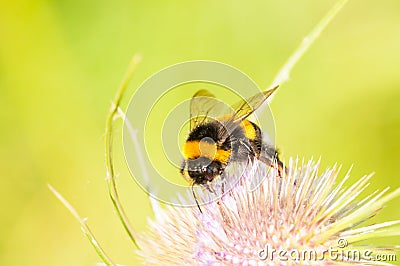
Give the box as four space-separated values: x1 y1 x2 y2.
239 139 256 157
276 159 286 177
180 160 192 183
238 139 258 167
191 182 203 214
272 151 288 177
204 183 216 194
216 182 225 208
258 151 286 177
180 160 185 175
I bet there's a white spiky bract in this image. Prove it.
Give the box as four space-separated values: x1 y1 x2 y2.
136 159 400 265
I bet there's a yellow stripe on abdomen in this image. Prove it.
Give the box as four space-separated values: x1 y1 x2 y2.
183 140 231 164
217 115 257 140
240 120 256 140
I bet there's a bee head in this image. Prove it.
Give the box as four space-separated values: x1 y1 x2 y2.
187 157 224 184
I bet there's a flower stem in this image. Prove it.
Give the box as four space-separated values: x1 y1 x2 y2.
105 54 142 249
263 0 350 105
48 185 116 266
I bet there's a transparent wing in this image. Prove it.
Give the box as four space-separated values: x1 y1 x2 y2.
220 86 279 136
190 89 221 131
189 86 278 133
231 85 278 122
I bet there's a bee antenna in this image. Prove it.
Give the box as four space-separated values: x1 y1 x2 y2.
191 182 203 214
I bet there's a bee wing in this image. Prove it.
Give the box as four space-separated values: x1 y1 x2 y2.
189 86 278 133
190 89 224 130
231 85 278 122
219 86 279 136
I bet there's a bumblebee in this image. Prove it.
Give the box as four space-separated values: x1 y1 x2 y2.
180 86 284 210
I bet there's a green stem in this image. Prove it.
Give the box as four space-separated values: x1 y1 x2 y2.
48 185 116 266
105 54 142 249
267 0 350 98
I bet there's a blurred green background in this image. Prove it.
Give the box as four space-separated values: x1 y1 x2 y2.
1 0 400 265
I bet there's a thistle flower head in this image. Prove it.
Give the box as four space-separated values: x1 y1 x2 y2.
137 159 400 265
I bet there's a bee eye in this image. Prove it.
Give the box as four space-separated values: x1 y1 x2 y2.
206 166 213 173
